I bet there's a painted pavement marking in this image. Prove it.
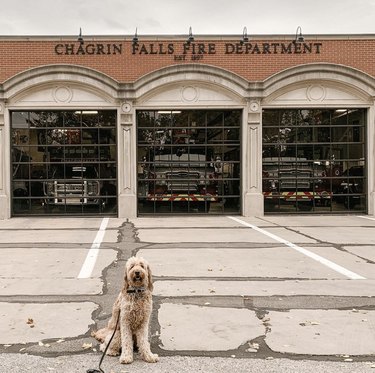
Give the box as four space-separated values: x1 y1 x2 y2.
227 216 365 280
78 217 109 279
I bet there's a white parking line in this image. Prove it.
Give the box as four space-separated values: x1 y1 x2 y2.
78 218 109 279
357 215 375 221
227 216 366 280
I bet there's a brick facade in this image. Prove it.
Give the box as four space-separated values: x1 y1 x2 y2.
1 36 375 83
1 34 375 219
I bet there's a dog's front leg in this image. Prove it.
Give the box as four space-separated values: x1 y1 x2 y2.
103 329 121 356
136 323 159 363
98 294 121 356
119 315 133 364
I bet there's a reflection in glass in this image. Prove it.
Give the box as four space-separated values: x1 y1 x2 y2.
137 110 241 215
263 108 366 214
11 110 117 216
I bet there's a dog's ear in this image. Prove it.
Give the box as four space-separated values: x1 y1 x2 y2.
147 264 153 292
122 267 129 292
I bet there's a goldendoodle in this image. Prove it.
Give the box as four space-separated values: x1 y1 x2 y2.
92 256 159 364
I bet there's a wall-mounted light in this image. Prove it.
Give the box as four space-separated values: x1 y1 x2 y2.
240 27 249 45
132 28 139 46
77 27 84 45
294 26 304 43
187 26 194 44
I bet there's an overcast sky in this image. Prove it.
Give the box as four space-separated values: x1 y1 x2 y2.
1 0 374 37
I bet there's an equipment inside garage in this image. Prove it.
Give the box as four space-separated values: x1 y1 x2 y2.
262 108 366 214
11 110 117 216
137 110 241 215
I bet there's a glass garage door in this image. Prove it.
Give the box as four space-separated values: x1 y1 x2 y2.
11 110 117 216
262 108 366 214
137 110 241 215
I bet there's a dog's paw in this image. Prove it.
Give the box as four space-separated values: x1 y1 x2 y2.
143 353 159 363
119 354 133 364
99 343 106 353
106 348 120 356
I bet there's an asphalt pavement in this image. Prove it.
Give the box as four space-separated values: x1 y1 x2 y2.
0 214 375 372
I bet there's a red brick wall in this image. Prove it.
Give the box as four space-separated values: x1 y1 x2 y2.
1 38 374 83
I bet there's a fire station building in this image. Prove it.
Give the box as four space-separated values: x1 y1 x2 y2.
0 33 375 218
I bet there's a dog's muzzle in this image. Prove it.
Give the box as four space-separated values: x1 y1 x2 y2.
133 271 142 282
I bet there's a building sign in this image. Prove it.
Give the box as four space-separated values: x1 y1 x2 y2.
54 43 123 55
54 41 322 60
224 42 322 54
132 42 322 61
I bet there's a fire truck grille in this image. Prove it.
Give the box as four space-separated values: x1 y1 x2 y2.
56 183 83 192
279 170 311 190
166 171 200 192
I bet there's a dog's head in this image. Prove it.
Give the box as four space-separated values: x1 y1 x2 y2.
123 256 153 292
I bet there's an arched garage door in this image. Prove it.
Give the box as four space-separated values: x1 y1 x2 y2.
137 109 241 215
11 110 117 216
262 108 366 213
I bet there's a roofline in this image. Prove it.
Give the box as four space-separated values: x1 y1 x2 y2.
0 33 375 41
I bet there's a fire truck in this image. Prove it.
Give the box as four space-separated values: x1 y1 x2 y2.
262 157 334 210
42 128 115 209
139 125 225 212
43 163 102 207
141 149 224 212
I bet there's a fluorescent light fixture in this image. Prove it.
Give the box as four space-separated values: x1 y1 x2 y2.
157 111 182 114
74 110 98 115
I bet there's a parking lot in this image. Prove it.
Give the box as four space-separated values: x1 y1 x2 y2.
0 214 374 372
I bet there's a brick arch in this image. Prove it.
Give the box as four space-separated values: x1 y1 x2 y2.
3 64 119 103
262 63 375 103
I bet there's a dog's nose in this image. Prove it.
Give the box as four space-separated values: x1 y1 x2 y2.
135 271 140 276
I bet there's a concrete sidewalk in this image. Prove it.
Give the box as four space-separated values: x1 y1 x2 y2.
0 215 374 372
133 215 375 358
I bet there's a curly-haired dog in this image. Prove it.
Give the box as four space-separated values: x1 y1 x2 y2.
93 256 159 364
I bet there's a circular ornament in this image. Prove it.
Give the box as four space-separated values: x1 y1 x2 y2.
307 85 326 101
53 86 73 103
122 102 132 113
181 86 198 102
250 102 260 112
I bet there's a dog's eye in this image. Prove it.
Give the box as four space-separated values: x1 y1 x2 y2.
129 264 135 269
140 263 145 269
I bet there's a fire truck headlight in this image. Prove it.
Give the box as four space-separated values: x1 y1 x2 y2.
87 182 99 195
46 182 53 195
154 174 167 185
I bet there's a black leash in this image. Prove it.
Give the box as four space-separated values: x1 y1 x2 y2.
87 311 120 373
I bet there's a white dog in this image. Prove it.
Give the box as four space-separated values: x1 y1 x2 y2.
93 256 159 364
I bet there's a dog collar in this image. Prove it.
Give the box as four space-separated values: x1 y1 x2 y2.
127 287 146 294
